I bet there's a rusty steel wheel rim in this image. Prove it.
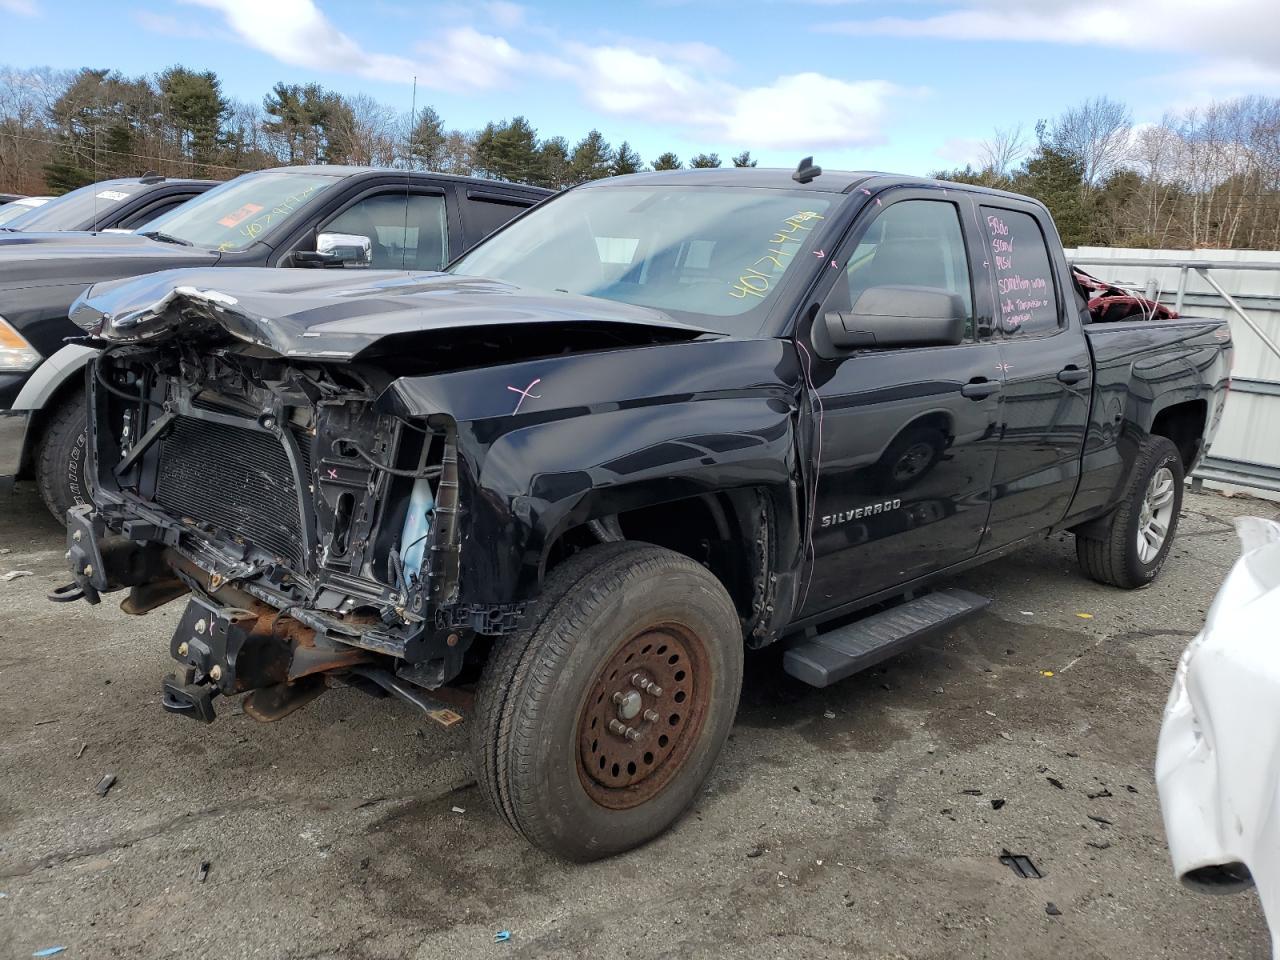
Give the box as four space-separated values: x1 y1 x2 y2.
576 624 711 810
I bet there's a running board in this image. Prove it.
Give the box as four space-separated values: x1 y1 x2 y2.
783 588 990 688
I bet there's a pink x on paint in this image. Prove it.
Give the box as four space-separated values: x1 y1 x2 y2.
507 377 543 414
327 467 339 480
995 362 1012 374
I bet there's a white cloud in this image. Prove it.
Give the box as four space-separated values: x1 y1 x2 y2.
934 136 984 168
1 0 37 14
563 44 905 149
824 0 1280 87
182 0 523 92
183 0 907 148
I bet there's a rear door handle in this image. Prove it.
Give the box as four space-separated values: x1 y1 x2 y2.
961 378 1002 400
1057 366 1089 384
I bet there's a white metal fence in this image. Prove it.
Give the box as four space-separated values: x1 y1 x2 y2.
1065 246 1280 497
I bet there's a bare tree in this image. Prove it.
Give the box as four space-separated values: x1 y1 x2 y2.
978 124 1026 177
1046 96 1133 185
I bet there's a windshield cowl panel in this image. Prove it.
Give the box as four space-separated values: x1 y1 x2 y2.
450 185 844 336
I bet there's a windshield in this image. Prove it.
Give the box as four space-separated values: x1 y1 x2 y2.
0 198 49 227
139 171 341 251
4 181 146 231
449 185 837 331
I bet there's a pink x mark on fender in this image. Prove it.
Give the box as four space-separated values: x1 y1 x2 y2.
507 378 543 414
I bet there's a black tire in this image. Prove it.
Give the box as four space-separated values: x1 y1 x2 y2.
472 541 743 861
34 387 90 525
1075 435 1183 589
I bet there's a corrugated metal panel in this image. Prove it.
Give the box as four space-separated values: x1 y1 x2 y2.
1065 247 1280 498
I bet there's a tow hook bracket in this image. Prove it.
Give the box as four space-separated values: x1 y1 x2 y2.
47 582 86 603
162 673 220 723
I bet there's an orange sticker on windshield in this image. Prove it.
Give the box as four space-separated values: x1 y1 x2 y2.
218 203 263 228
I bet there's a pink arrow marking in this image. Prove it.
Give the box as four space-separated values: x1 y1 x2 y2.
813 249 825 259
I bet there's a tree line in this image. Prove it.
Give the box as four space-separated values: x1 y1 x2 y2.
0 65 757 196
2 66 1279 250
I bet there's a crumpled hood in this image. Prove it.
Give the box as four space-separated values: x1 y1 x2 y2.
0 231 218 290
70 267 710 359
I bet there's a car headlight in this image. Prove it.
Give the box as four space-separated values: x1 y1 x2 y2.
0 315 40 372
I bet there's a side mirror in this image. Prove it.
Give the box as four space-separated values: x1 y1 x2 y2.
296 232 372 268
816 285 967 355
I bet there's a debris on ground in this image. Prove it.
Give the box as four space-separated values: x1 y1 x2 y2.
1088 814 1113 826
746 844 766 858
1088 840 1112 850
961 788 983 796
196 861 210 883
991 799 1006 810
1076 613 1094 619
451 806 466 815
1046 902 1063 916
74 743 86 759
1047 777 1065 790
1125 785 1139 794
32 719 58 727
0 570 33 582
33 949 67 958
1000 732 1013 741
494 930 511 943
999 851 1042 879
1040 670 1055 677
95 773 116 797
1087 788 1113 799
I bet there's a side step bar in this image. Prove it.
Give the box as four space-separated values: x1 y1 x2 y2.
783 588 990 688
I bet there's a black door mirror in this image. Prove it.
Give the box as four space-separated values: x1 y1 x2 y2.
816 285 967 355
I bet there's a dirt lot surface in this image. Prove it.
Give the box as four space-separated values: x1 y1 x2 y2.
1 485 1275 960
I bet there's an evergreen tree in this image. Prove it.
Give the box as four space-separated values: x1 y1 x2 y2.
1012 145 1090 247
651 151 682 171
689 152 721 168
612 140 643 176
537 135 571 189
568 129 614 183
731 150 757 168
408 105 446 170
158 66 227 170
472 116 543 183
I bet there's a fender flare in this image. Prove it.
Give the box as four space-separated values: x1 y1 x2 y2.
12 344 98 411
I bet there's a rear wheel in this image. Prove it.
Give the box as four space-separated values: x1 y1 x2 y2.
34 388 89 524
472 541 743 861
1076 435 1184 588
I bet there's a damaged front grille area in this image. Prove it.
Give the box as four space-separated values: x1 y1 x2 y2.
155 416 308 570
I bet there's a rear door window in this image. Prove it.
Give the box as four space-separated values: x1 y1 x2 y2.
979 206 1061 336
466 194 534 242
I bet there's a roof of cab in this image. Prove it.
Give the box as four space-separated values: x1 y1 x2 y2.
265 164 553 194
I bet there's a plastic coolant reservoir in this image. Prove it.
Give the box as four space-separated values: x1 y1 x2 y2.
400 477 435 577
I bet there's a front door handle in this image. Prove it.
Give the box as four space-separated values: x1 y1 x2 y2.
1057 365 1089 385
961 378 1002 400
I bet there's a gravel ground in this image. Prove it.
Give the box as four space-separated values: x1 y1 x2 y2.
0 484 1276 960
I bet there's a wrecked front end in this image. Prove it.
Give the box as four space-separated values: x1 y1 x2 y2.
61 282 476 725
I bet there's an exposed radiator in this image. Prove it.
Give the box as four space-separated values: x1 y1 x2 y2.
155 416 309 569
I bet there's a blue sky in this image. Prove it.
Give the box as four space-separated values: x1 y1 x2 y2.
4 0 1278 174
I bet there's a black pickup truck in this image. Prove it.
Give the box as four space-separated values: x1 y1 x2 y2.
0 165 550 519
56 165 1230 861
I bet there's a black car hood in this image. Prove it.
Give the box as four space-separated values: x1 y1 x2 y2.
70 267 713 359
0 232 219 289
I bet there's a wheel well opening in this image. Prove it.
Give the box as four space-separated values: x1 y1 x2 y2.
1151 400 1207 472
545 492 762 626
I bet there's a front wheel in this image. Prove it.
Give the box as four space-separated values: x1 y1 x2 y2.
34 388 90 524
471 541 743 861
1076 435 1184 588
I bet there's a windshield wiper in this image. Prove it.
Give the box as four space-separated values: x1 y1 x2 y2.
139 230 193 247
